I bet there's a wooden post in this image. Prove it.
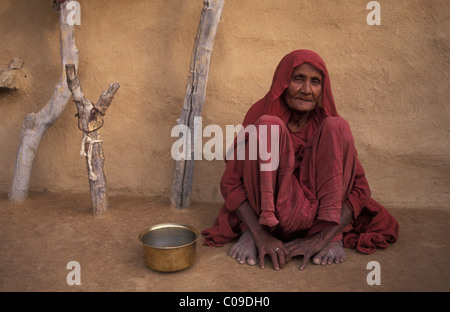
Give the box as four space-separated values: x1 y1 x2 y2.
65 64 119 216
9 1 79 202
170 0 224 209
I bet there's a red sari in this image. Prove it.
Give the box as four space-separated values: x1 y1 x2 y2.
202 50 399 254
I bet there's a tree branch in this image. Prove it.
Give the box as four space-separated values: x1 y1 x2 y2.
9 2 79 202
65 64 119 216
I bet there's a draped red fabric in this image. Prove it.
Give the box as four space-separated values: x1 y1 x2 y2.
201 50 399 255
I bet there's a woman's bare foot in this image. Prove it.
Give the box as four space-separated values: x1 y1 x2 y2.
312 241 345 265
228 230 258 266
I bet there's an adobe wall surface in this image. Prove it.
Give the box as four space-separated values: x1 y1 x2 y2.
0 0 448 208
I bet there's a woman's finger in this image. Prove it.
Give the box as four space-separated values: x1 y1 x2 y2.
282 245 292 263
269 250 280 271
259 249 266 269
286 244 306 258
299 252 312 271
276 248 286 270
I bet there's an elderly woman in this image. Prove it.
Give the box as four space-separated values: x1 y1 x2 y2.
202 50 399 270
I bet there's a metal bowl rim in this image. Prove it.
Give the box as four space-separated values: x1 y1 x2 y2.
138 223 199 250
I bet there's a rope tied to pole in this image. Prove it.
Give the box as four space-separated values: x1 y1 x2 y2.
80 135 103 181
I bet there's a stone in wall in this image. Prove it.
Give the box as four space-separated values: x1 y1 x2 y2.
0 57 24 91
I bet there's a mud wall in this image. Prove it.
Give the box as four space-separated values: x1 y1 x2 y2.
0 0 448 208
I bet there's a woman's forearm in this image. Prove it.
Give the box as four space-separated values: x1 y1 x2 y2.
320 203 353 243
236 200 264 239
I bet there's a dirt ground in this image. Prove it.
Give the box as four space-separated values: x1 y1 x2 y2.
0 191 449 292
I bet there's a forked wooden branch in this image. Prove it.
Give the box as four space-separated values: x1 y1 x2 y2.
66 64 120 216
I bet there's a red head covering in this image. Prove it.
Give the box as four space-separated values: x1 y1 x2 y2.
242 49 339 127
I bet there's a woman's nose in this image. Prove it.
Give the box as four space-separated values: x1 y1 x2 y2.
300 81 311 94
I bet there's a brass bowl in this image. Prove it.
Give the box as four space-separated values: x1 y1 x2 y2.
138 223 199 272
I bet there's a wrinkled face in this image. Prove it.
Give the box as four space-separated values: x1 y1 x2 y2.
283 63 323 113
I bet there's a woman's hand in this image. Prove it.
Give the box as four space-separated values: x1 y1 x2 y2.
253 228 291 271
236 200 292 271
286 204 353 270
284 233 327 270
